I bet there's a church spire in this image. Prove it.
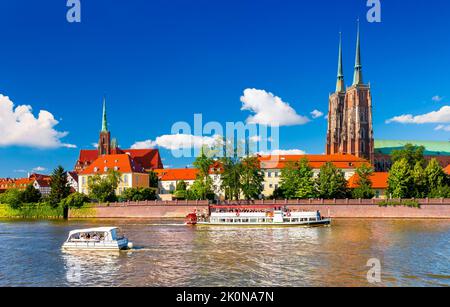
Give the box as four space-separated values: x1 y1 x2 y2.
353 19 363 86
101 96 108 132
336 32 345 93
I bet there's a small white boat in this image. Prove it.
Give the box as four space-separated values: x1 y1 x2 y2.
62 227 133 251
186 205 331 227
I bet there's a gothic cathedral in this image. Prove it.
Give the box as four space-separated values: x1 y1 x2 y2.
326 23 374 163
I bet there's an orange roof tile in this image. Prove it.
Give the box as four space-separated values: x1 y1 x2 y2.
348 172 389 189
154 168 199 181
258 154 369 169
444 165 450 175
79 154 146 175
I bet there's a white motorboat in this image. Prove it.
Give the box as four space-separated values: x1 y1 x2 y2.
62 227 133 251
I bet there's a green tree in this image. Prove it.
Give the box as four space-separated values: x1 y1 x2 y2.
279 158 317 199
121 187 157 201
352 164 375 199
411 161 427 198
191 148 215 200
48 166 71 207
88 170 120 202
220 157 242 200
148 170 159 188
391 144 426 168
0 189 23 209
60 192 90 209
20 185 42 203
387 158 412 198
173 181 188 200
240 156 264 200
316 162 348 199
429 185 450 198
424 158 447 193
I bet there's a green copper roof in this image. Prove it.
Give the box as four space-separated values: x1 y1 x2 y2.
353 20 363 86
336 32 345 93
375 140 450 156
101 97 108 132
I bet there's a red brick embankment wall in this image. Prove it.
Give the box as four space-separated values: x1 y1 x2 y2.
68 200 210 219
69 199 450 219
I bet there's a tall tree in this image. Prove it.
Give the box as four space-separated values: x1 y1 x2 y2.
240 156 264 200
391 144 426 168
411 161 427 198
316 162 348 199
425 158 448 193
279 158 317 199
220 157 242 200
387 158 412 198
352 164 375 199
48 166 71 207
191 148 215 200
148 170 159 188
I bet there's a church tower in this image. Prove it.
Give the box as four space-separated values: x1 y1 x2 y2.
98 97 111 156
340 21 374 163
326 33 346 155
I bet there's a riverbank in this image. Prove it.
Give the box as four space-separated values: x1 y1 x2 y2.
68 200 450 219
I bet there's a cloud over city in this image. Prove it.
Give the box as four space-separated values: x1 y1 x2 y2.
240 89 310 126
386 106 450 124
0 94 76 149
131 133 218 150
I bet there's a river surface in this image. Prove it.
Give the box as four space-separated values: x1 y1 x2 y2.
0 219 448 287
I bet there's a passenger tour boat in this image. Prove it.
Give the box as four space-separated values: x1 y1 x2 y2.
186 205 331 227
62 227 133 251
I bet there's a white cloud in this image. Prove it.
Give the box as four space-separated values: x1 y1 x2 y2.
32 166 46 172
240 88 310 126
0 94 76 149
435 125 450 132
432 95 443 102
259 149 307 156
132 134 218 150
91 142 98 148
310 109 324 119
386 106 450 124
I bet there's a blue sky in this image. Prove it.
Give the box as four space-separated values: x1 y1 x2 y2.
1 0 450 177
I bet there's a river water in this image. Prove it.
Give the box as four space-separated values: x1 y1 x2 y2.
0 219 448 287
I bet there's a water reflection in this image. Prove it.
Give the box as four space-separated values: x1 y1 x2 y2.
62 250 122 286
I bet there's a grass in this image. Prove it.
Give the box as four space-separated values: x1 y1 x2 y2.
0 203 64 219
68 205 97 218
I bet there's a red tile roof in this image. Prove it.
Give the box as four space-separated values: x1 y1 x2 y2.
444 165 450 175
75 148 163 172
79 154 147 175
348 172 389 189
154 169 199 181
258 154 369 169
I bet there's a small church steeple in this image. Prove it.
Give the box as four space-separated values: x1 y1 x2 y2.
101 96 108 132
353 19 363 86
98 97 111 156
336 32 345 93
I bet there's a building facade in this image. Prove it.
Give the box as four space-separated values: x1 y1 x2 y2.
78 154 150 196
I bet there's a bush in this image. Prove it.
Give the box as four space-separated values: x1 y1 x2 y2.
428 185 450 198
60 192 90 209
120 187 157 202
20 185 42 204
0 189 23 209
378 200 420 208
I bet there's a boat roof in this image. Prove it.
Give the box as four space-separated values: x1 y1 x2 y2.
68 227 118 236
211 205 287 209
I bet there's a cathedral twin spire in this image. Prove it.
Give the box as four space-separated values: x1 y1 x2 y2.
335 20 364 92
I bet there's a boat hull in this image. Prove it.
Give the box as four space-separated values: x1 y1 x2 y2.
62 239 130 251
195 218 331 227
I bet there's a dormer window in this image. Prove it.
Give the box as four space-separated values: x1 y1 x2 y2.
114 166 119 171
104 167 109 172
94 167 98 172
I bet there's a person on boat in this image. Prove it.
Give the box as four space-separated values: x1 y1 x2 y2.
317 210 321 220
